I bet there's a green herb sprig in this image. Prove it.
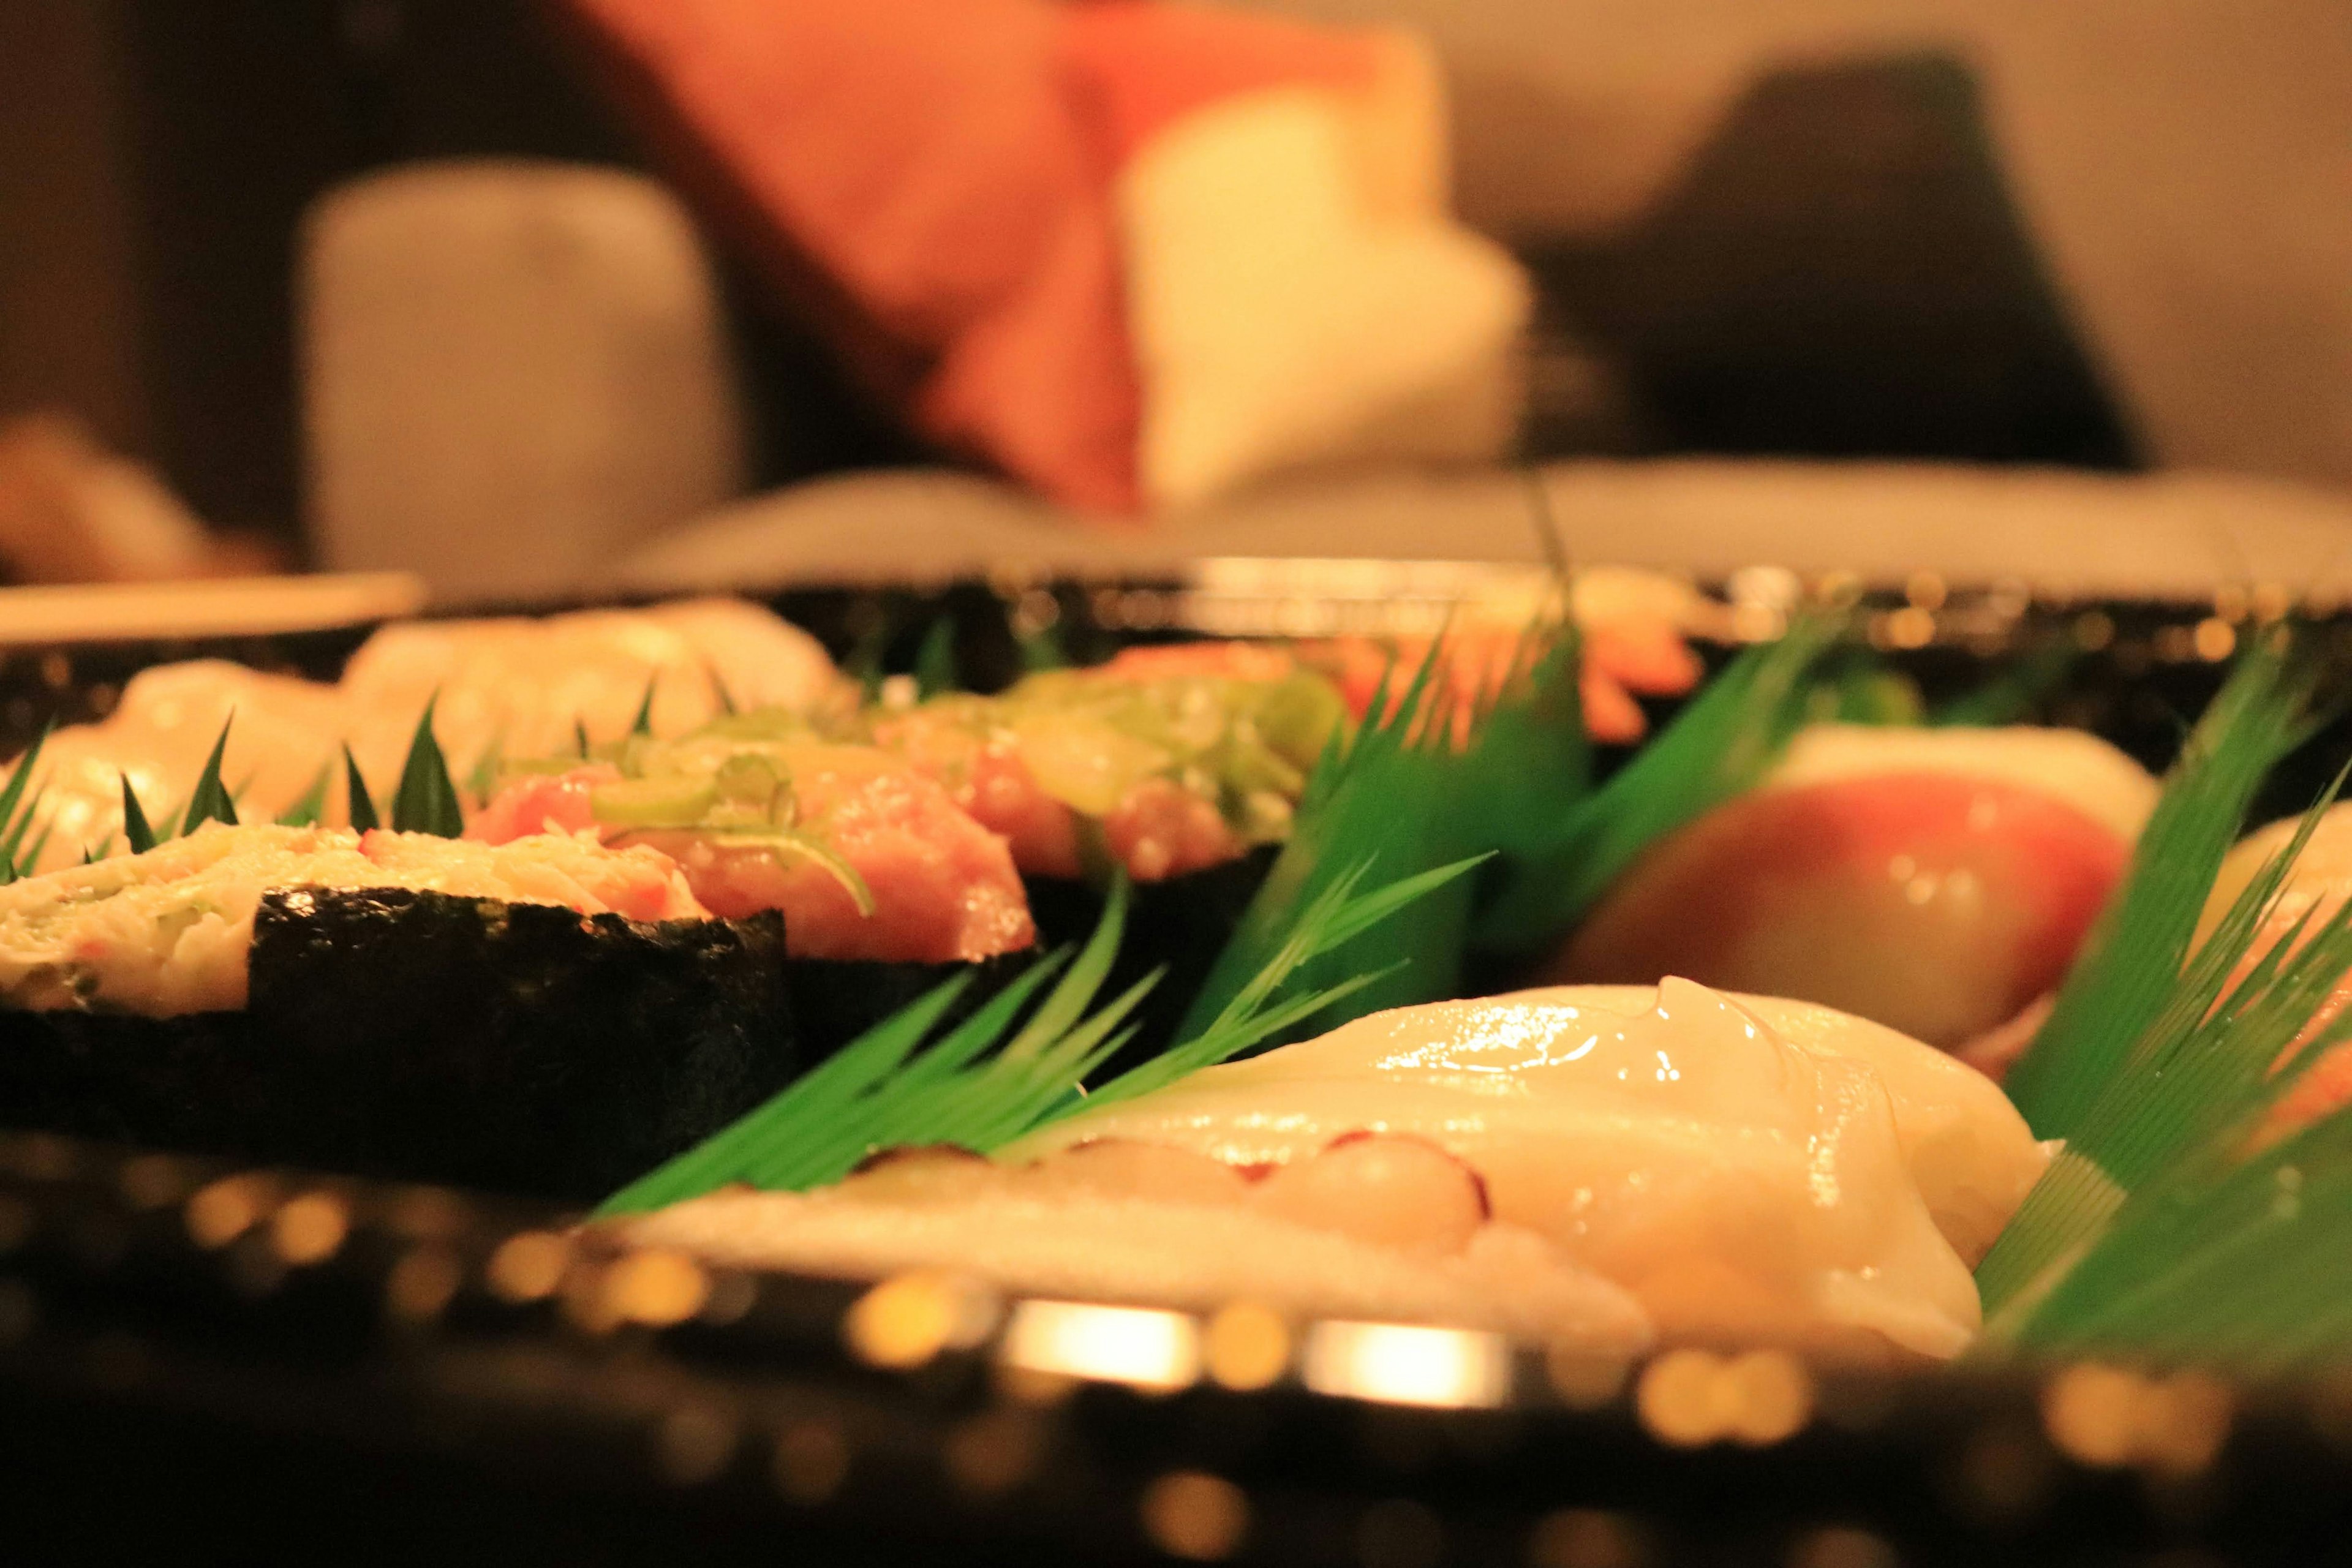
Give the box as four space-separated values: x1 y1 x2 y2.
388 698 464 837
2001 638 2315 1140
178 715 239 834
1474 613 1837 949
0 723 55 884
595 854 1477 1216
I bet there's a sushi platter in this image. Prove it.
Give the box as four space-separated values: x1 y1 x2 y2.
4 561 2352 1565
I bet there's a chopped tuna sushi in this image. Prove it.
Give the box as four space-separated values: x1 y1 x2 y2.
472 716 1034 963
868 657 1346 881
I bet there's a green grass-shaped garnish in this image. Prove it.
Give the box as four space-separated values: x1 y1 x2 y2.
1175 592 1596 1045
0 723 51 884
595 855 1476 1216
914 619 959 699
177 714 239 833
343 744 380 832
390 698 464 837
2000 637 2315 1140
1978 771 2348 1325
1474 612 1838 949
274 761 333 829
119 774 157 855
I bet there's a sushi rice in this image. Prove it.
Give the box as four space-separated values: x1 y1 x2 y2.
0 822 706 1016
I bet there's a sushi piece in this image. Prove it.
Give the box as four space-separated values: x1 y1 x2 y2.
0 823 792 1199
471 712 1036 1054
2193 802 2352 1137
14 660 350 872
626 980 2044 1358
471 714 1035 965
339 595 853 781
868 652 1348 883
867 654 1344 1056
1550 723 2160 1049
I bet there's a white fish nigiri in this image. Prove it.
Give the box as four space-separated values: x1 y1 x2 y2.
18 661 349 873
339 597 847 774
628 981 2045 1359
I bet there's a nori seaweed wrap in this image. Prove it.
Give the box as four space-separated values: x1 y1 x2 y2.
472 712 1044 1061
0 891 793 1201
0 825 796 1200
861 646 1339 1044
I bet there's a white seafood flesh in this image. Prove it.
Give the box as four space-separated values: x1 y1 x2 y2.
630 981 2045 1358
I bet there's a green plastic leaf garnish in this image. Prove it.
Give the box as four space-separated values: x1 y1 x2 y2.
2002 636 2314 1140
845 617 890 703
631 676 658 737
1474 614 1836 949
595 853 1476 1216
1017 622 1069 673
914 619 959 699
178 714 240 834
1933 640 2080 727
275 761 333 828
343 744 380 832
0 722 51 883
390 698 464 837
120 775 158 855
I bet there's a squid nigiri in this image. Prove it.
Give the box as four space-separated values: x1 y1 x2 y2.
625 980 2045 1359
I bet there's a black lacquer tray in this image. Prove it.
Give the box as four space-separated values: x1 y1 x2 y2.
4 563 2351 1566
2 1128 2350 1568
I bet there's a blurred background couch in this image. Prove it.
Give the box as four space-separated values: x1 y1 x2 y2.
4 0 2350 600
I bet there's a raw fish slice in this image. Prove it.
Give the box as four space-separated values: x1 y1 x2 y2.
1014 980 2043 1357
633 981 2041 1357
20 661 350 870
1553 725 2157 1047
340 596 846 774
2194 804 2352 1139
472 744 1034 963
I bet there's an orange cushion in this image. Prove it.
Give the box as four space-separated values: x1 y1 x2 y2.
561 0 1140 511
557 0 1460 515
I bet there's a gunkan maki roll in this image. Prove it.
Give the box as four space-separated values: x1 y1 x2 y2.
469 710 1034 1054
867 643 1343 884
0 822 793 1200
864 645 1344 1050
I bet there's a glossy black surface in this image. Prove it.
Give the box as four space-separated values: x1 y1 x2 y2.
0 891 793 1202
